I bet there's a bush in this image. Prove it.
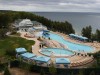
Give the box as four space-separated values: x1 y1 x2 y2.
0 63 5 71
11 31 17 35
40 69 45 75
5 49 16 57
4 66 11 75
49 64 57 75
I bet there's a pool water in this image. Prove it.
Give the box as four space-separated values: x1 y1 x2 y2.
49 33 94 53
41 48 74 56
42 32 94 53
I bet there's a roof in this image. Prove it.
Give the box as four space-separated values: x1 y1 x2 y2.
28 28 35 32
31 56 50 63
43 30 49 32
20 52 36 59
33 26 43 29
32 21 42 25
69 34 88 40
16 48 27 53
56 58 70 64
19 19 33 26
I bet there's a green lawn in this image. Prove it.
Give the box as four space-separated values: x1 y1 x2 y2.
0 36 35 57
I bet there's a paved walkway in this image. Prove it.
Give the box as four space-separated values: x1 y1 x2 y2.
20 32 43 56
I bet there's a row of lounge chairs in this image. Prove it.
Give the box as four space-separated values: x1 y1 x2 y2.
70 57 93 67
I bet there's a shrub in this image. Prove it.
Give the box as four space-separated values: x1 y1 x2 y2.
40 69 45 75
49 63 57 75
4 66 11 75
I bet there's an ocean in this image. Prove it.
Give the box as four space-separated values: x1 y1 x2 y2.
33 12 100 34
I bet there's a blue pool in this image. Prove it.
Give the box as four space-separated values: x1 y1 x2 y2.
41 48 74 56
43 32 94 53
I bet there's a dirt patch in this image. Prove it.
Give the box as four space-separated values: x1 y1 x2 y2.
9 68 39 75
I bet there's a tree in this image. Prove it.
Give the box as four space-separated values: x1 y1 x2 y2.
96 29 100 42
0 29 7 39
49 63 57 75
4 66 11 75
90 71 95 75
71 72 74 75
91 33 97 42
0 12 12 29
81 26 92 39
78 69 84 75
40 69 45 75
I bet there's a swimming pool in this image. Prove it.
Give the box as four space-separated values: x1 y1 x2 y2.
40 48 74 56
42 32 94 53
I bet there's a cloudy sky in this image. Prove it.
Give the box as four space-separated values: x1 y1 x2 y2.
0 0 100 12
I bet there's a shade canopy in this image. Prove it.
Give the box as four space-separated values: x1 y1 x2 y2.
16 47 27 53
32 56 50 63
56 58 70 64
20 52 36 59
69 34 88 40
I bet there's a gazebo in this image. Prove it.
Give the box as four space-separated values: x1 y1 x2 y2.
15 48 27 57
55 58 70 68
69 34 88 42
32 56 51 66
20 52 36 62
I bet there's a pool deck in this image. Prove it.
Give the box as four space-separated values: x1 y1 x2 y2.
19 31 98 68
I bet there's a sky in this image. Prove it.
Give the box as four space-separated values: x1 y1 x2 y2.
0 0 100 12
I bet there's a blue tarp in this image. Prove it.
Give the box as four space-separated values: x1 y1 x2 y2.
20 52 36 59
16 48 27 53
56 58 70 64
32 56 50 63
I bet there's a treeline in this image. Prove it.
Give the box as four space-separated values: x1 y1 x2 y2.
81 26 100 42
0 11 75 35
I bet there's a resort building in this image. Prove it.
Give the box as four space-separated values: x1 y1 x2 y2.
32 21 47 31
18 19 33 32
14 19 47 32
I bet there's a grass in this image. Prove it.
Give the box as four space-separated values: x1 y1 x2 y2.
0 36 35 57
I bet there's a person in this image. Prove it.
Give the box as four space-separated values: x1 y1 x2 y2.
42 44 43 48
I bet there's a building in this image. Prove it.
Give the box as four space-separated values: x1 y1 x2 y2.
32 21 47 31
14 19 47 32
19 19 33 32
